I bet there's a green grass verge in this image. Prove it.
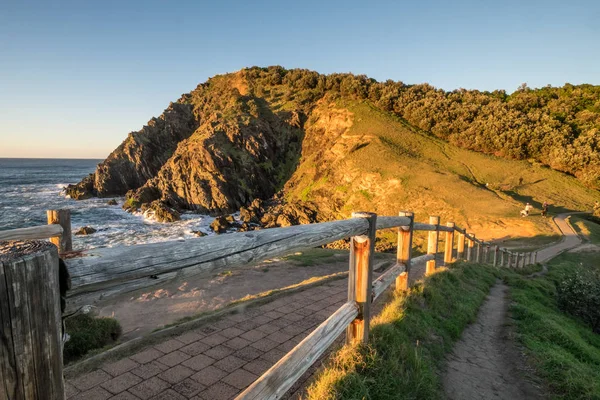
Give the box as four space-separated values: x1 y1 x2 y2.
306 263 498 399
502 252 600 399
64 314 122 364
570 215 600 245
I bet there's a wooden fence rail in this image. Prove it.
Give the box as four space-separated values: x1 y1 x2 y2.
0 209 541 400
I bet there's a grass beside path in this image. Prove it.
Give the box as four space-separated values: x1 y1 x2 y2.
502 251 600 399
306 263 498 399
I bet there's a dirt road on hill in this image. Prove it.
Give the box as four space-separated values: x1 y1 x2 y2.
442 213 582 400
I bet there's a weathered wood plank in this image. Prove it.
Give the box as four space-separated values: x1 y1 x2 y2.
47 209 72 253
66 218 369 295
0 225 63 241
395 211 414 291
444 222 455 265
346 212 376 345
413 223 437 231
457 233 466 260
372 263 405 301
375 216 411 230
426 216 440 275
236 301 359 400
0 241 65 400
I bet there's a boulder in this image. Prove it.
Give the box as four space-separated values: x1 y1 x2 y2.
106 199 118 206
192 230 207 237
210 216 231 233
65 174 95 200
75 226 97 235
141 200 180 222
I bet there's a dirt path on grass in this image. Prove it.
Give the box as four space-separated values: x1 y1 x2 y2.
443 213 582 399
442 283 544 400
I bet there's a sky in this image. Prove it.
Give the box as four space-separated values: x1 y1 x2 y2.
1 0 599 159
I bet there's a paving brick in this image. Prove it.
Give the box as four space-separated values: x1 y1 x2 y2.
233 346 263 362
131 348 165 364
277 339 299 353
243 358 273 376
221 369 259 390
264 310 285 319
261 348 287 363
72 386 112 400
129 377 170 400
181 354 215 371
110 391 140 400
157 350 191 367
266 331 294 344
197 325 219 335
227 312 253 323
239 319 262 330
175 331 204 344
295 308 315 316
200 333 228 346
250 315 272 325
71 369 112 391
102 358 140 377
224 336 251 350
270 318 292 328
281 313 305 322
198 382 239 400
190 366 227 386
131 361 168 379
158 364 195 384
276 305 297 314
179 341 211 356
148 388 186 400
203 345 234 360
155 339 185 354
172 377 205 398
220 326 245 338
212 319 236 330
65 382 79 399
213 355 246 373
255 324 279 334
239 329 267 342
101 372 142 394
280 324 307 336
250 338 279 352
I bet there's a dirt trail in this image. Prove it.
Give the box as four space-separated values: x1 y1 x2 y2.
443 213 582 399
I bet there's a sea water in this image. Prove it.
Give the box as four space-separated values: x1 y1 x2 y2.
0 158 216 249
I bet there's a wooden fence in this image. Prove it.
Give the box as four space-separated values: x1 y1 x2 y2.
0 209 537 400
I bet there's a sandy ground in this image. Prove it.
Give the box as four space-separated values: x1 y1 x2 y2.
96 252 395 341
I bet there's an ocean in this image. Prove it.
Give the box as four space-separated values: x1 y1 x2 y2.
0 158 216 249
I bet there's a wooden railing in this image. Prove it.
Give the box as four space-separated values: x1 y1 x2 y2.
0 209 538 400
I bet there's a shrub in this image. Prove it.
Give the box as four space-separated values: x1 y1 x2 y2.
556 271 600 333
63 313 122 363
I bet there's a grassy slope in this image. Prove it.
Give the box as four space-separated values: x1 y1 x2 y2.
306 263 499 399
504 251 600 399
284 99 599 249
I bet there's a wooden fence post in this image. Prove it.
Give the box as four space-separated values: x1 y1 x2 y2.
0 241 65 400
500 248 505 267
466 235 474 261
475 238 481 263
533 252 538 264
457 232 465 260
426 216 440 275
396 211 413 291
483 245 489 264
493 245 499 267
444 222 455 266
47 209 72 253
507 251 512 268
347 212 377 345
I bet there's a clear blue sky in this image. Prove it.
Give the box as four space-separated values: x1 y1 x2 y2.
1 0 598 158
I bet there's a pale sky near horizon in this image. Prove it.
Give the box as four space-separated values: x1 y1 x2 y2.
1 0 599 159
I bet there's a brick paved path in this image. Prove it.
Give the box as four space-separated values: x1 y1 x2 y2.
65 259 429 400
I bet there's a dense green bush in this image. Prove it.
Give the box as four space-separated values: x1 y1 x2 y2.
63 314 122 363
556 271 600 333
